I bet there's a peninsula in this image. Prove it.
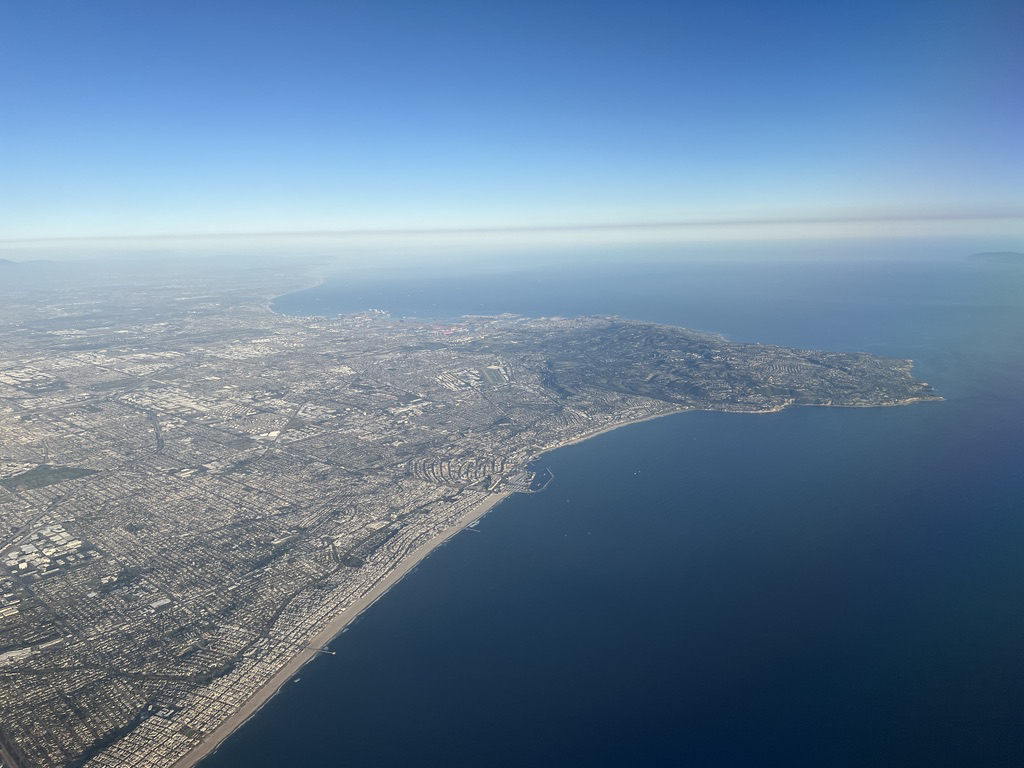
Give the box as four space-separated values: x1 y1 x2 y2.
0 267 940 768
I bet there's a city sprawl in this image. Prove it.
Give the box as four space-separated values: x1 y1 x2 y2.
0 269 939 767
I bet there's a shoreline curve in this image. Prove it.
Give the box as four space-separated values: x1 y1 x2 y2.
174 408 692 767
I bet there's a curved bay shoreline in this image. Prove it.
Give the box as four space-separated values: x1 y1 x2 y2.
173 280 940 767
175 406 695 767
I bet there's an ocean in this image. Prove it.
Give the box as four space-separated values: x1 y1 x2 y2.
202 252 1024 766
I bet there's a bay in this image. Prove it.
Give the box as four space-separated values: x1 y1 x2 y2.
203 251 1024 766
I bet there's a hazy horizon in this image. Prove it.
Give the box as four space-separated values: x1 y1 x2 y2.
2 0 1021 251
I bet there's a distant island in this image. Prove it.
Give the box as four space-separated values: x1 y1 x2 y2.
967 251 1024 264
0 269 940 768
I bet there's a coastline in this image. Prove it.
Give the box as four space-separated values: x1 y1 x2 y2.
262 274 327 308
175 489 510 768
176 408 695 767
533 407 689 459
169 392 938 767
170 281 943 768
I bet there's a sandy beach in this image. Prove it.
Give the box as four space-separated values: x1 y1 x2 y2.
535 407 689 456
172 402 782 767
174 408 690 767
171 379 897 765
174 489 510 767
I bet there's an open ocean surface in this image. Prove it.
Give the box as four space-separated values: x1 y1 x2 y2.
203 254 1024 767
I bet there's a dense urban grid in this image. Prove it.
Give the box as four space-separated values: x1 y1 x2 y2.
0 265 939 767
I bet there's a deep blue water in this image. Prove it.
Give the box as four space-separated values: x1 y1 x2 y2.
204 255 1024 767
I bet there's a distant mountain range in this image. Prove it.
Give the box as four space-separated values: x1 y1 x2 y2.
0 258 45 266
967 251 1024 264
0 257 60 269
0 258 66 288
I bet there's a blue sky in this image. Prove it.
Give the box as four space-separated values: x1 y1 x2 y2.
1 0 1021 245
